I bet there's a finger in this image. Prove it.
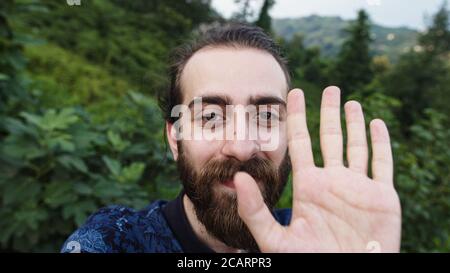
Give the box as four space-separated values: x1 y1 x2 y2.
320 86 343 167
370 119 393 185
287 89 315 172
344 101 368 174
234 172 283 252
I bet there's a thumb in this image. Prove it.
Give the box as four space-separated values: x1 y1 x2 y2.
234 171 282 252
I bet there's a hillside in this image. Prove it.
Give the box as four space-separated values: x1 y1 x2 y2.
273 15 419 61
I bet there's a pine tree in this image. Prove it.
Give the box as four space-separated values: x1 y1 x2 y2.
255 0 275 34
384 2 450 133
283 34 329 85
232 0 255 22
334 10 373 99
419 1 450 55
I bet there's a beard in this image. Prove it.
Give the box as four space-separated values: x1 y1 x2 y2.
176 142 291 252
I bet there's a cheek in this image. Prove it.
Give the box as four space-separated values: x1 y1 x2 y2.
258 122 288 160
263 143 288 168
182 139 222 170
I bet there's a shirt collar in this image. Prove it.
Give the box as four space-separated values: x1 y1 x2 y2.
161 190 215 253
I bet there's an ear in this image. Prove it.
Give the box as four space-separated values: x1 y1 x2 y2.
166 122 179 161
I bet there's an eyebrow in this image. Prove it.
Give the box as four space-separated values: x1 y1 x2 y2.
187 94 287 110
248 96 286 109
188 95 232 109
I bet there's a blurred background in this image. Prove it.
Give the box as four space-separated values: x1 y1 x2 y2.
0 0 448 252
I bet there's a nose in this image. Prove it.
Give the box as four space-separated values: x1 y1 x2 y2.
220 105 260 161
221 139 259 162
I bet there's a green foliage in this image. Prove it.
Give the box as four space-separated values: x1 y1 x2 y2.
24 43 134 122
232 0 256 22
382 51 448 131
0 0 182 252
0 0 33 116
419 1 450 55
280 35 331 86
11 0 216 95
255 0 275 34
395 109 450 252
0 93 182 251
382 3 450 132
334 10 373 98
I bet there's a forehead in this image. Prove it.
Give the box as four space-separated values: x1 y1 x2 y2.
180 46 288 104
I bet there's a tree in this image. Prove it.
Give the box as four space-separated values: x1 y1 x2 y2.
419 1 450 55
232 0 255 22
383 2 450 132
254 0 275 34
396 109 450 252
114 0 217 28
334 10 373 99
282 34 330 86
0 0 177 252
281 34 306 74
0 0 31 116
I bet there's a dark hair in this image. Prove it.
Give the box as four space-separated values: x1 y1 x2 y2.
159 22 291 124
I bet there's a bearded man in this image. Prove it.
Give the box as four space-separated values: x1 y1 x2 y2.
62 23 401 253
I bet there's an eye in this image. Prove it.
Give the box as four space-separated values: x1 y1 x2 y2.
258 111 278 121
203 111 219 122
256 110 279 127
259 112 272 120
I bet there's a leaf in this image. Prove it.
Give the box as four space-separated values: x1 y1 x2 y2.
70 157 89 173
1 136 44 160
3 179 42 206
41 108 79 131
62 200 97 226
120 162 146 183
73 182 93 195
93 180 123 199
128 91 156 107
107 130 130 152
46 133 75 152
72 129 104 150
20 112 42 128
102 155 121 177
57 155 88 173
123 143 150 156
20 109 80 132
43 181 77 208
3 117 39 137
0 73 10 81
14 206 48 231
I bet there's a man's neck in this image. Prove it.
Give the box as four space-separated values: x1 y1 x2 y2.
182 194 243 253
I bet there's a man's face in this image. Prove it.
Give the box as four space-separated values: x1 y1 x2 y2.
167 47 291 251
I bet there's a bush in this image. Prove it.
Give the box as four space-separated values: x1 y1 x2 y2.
395 109 450 252
0 92 180 251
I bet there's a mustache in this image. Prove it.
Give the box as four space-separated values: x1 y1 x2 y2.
197 156 279 186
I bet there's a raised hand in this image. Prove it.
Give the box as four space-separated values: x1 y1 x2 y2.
235 86 402 253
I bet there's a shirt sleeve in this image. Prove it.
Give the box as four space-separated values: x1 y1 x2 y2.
60 205 137 253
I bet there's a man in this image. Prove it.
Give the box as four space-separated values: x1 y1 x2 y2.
61 23 401 253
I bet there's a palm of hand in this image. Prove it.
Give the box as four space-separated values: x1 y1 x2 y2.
235 86 402 253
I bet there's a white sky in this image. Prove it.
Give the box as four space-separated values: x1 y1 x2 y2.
211 0 449 30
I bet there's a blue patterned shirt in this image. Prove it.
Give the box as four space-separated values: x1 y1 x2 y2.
61 193 292 253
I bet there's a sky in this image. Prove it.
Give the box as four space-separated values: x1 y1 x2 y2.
211 0 449 30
